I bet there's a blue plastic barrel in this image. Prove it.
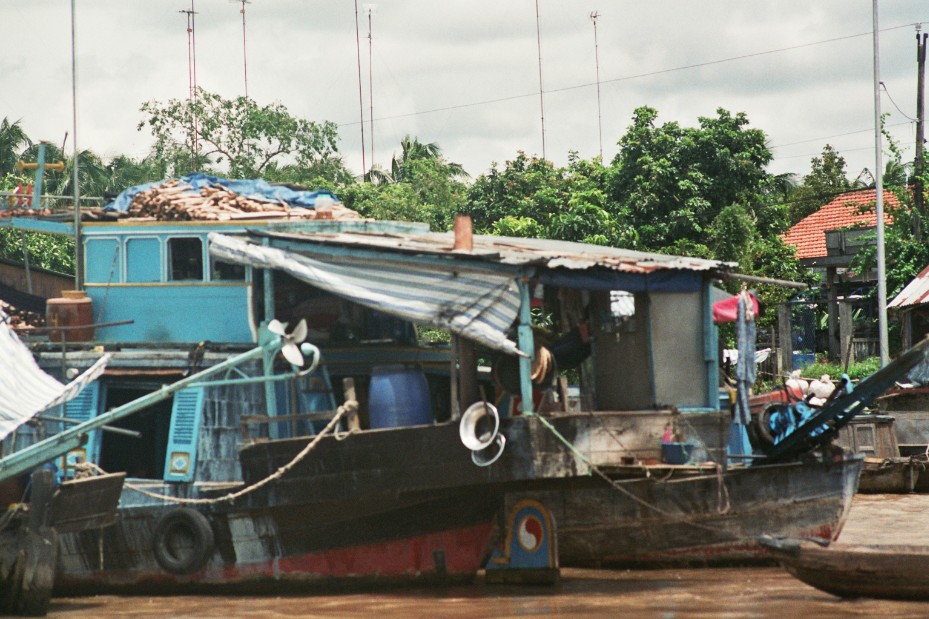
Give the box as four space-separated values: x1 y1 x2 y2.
368 365 433 428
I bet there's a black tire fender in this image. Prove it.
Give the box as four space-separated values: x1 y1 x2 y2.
152 508 215 575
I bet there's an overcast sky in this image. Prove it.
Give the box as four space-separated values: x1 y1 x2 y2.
2 1 928 184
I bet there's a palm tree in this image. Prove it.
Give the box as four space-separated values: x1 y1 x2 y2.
0 117 32 177
375 135 468 185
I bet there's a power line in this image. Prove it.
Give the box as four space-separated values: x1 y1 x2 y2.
769 120 911 150
336 23 919 129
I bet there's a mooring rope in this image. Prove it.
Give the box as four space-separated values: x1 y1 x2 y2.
522 410 735 534
76 400 357 506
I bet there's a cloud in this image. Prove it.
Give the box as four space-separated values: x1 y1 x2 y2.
2 0 926 183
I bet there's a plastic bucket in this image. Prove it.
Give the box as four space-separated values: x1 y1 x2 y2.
661 442 692 465
368 365 432 429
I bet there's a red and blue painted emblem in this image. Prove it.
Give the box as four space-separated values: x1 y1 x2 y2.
486 499 557 574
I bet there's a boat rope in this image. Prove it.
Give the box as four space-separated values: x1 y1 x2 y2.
75 400 358 506
522 410 735 534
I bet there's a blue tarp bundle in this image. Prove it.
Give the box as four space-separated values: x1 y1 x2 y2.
105 173 338 212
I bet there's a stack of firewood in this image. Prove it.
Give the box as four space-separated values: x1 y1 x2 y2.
121 179 358 222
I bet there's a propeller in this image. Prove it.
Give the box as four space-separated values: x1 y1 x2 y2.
267 318 309 366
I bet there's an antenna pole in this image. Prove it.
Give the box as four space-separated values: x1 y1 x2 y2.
534 0 546 160
71 0 82 290
180 4 199 164
353 0 367 179
590 10 603 160
367 6 375 169
241 0 249 99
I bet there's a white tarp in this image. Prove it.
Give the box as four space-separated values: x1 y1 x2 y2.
0 312 111 441
209 233 524 356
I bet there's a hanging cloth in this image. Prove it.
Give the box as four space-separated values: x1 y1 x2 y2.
727 290 756 463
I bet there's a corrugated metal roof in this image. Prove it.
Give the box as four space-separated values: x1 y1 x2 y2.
889 263 929 310
253 227 733 275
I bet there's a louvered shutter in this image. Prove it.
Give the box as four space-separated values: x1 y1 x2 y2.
163 387 205 482
59 382 102 478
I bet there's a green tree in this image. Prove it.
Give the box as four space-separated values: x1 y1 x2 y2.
607 106 773 251
787 145 852 225
139 88 340 179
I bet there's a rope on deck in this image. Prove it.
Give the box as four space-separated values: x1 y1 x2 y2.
522 410 734 534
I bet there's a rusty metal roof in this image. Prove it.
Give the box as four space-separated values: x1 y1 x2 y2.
889 263 929 310
254 226 733 275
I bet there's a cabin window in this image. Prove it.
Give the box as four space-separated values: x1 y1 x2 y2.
126 237 162 282
167 237 204 281
84 238 121 284
210 256 246 281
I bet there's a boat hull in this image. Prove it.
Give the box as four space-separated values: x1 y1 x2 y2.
55 490 498 594
760 536 929 600
506 455 863 567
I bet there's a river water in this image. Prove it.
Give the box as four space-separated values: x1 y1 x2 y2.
46 494 929 618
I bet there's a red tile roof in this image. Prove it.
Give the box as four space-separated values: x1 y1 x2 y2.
782 188 898 259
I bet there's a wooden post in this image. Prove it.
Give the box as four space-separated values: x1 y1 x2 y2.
827 267 840 361
839 301 854 368
778 304 793 373
342 377 361 432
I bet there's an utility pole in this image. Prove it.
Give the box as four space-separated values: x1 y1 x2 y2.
873 0 889 367
590 10 603 160
915 23 927 240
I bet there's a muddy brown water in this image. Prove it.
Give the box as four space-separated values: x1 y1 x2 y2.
46 494 929 618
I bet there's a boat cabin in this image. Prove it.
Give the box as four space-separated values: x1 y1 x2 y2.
3 176 735 493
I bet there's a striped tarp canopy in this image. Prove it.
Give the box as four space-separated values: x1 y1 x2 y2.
209 233 523 356
0 312 110 441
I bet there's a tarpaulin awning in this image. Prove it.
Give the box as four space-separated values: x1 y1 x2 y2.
208 233 524 356
0 312 111 441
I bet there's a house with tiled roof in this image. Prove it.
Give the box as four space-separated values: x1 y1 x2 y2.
781 188 899 364
782 188 897 268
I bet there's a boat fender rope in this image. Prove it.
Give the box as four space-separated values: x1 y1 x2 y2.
152 507 215 575
73 400 356 506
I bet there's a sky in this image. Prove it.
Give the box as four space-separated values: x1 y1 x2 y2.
2 1 928 184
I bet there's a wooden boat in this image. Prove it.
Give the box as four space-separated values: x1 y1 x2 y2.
510 455 863 567
836 414 924 493
0 173 907 595
759 535 929 600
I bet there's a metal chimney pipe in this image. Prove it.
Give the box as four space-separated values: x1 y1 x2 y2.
454 214 473 251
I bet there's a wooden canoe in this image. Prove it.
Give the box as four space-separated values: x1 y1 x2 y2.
759 535 929 600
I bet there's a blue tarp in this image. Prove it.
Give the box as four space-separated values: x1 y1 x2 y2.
105 173 338 212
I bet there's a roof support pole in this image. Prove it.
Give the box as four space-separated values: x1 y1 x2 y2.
517 277 534 414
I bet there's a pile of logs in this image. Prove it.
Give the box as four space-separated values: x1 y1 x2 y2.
112 179 359 222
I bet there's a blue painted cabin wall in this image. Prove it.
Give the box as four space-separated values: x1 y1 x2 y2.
81 223 254 344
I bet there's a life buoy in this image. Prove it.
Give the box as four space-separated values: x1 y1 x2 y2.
152 508 215 575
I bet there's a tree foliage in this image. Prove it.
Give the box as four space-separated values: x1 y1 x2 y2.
139 88 342 179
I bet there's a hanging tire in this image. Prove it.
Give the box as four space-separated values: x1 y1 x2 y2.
152 508 214 575
750 404 784 451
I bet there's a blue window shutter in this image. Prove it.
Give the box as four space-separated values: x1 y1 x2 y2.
163 387 205 482
60 382 102 478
